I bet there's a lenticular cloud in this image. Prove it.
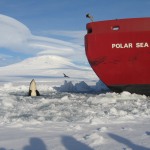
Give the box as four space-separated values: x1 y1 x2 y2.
0 14 31 51
0 14 83 58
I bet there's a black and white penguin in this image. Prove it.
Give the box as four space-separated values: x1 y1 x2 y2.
28 79 40 96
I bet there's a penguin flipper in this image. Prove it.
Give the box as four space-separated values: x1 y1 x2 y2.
36 90 40 96
28 90 32 96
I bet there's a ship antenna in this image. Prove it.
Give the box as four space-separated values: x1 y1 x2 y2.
86 13 94 22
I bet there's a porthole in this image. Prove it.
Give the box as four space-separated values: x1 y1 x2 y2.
112 26 120 31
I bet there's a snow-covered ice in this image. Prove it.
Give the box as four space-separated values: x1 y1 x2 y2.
0 55 150 150
0 81 150 150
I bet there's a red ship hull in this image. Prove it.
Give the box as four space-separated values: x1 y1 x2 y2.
85 18 150 95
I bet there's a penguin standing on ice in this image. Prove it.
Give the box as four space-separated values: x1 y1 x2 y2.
28 79 40 96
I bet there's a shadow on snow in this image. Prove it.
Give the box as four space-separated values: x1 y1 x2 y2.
0 137 47 150
108 133 150 150
61 135 94 150
0 136 94 150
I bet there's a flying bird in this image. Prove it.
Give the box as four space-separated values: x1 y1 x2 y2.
63 73 69 78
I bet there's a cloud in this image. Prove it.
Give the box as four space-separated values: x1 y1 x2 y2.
0 54 22 67
0 14 86 63
41 30 86 45
29 35 83 57
0 14 31 52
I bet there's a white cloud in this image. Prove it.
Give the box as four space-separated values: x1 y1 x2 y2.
0 14 31 51
0 14 86 63
29 35 83 57
41 30 86 45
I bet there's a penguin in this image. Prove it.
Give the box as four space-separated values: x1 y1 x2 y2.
28 79 40 96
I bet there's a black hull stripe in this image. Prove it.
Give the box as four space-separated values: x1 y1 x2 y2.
108 84 150 96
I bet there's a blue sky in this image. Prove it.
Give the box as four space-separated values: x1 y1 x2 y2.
0 0 150 66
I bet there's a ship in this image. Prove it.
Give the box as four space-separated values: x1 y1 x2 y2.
85 17 150 96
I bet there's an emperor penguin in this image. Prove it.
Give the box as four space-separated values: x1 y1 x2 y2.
28 79 40 96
